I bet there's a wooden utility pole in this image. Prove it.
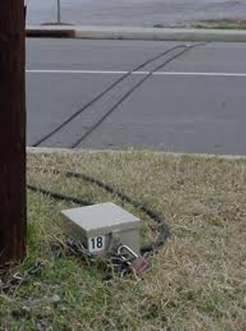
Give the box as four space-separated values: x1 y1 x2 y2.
0 1 26 265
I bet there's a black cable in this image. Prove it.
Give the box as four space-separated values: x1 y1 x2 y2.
64 170 170 253
27 184 91 206
71 42 206 148
65 170 165 223
28 168 171 255
32 44 187 147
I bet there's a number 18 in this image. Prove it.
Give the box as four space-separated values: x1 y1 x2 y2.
88 235 105 252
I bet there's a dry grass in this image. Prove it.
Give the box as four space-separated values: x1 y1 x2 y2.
1 150 246 330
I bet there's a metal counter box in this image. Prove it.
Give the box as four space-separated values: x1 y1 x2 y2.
61 202 140 255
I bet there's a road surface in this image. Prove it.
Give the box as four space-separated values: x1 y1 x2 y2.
27 39 246 155
27 0 246 27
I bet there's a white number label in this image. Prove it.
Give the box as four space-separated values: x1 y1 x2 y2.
88 235 105 252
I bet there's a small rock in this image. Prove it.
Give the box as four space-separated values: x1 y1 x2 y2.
36 321 47 331
49 294 62 306
26 298 38 308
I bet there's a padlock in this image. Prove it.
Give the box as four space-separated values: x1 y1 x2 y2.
130 255 151 277
117 245 138 262
117 245 150 277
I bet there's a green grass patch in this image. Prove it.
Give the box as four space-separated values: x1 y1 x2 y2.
193 19 246 30
153 24 165 29
1 151 246 330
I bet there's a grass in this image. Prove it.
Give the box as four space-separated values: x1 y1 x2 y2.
193 19 246 30
153 24 165 29
1 150 246 330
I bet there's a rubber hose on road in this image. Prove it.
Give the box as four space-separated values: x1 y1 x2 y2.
32 44 188 147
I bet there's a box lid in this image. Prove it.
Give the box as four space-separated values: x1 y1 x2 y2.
61 202 139 236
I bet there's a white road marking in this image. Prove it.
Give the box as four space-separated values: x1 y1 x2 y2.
26 69 130 75
26 69 246 77
153 71 246 77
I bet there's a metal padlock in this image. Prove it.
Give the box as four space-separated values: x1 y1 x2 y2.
117 245 150 277
117 245 138 262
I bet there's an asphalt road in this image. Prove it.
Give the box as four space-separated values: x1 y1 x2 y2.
27 0 246 26
27 39 246 155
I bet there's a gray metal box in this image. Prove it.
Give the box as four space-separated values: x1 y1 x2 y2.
61 202 140 255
